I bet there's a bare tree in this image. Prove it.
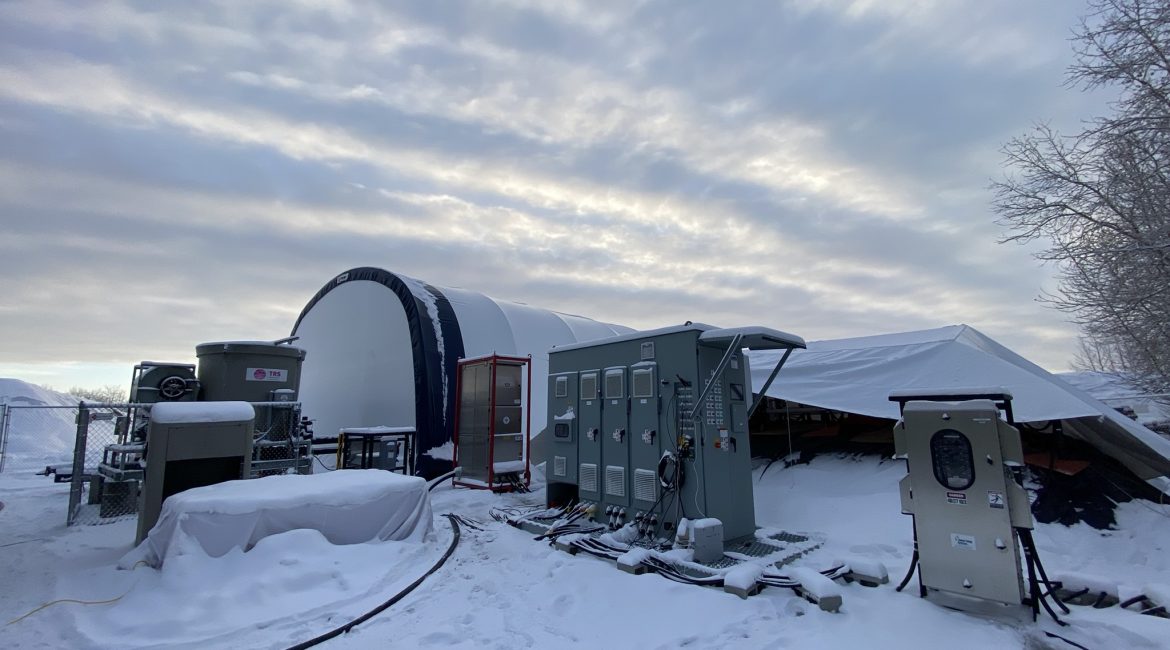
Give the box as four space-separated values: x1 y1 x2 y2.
994 0 1170 393
67 384 128 404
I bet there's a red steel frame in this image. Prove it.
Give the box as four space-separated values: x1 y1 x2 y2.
452 353 532 492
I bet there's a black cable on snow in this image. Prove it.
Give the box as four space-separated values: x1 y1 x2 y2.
285 514 462 650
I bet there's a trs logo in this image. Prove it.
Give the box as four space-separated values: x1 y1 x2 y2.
253 369 267 380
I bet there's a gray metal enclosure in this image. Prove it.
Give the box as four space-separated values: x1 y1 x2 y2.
546 323 804 541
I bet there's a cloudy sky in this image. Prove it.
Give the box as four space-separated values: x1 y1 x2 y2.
0 0 1109 390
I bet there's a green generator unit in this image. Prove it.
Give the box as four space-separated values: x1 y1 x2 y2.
545 323 805 541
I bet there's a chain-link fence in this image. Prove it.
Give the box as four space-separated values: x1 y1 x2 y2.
0 401 311 526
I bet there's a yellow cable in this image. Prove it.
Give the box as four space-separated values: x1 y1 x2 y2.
5 561 148 626
6 590 129 626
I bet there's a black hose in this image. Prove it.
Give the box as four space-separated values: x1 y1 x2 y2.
1044 631 1092 650
1119 594 1148 609
1091 591 1111 609
894 550 919 593
284 514 462 650
1023 540 1066 626
1019 529 1069 615
1063 587 1090 602
427 470 458 492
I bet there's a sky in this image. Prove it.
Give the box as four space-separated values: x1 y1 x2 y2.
0 0 1113 390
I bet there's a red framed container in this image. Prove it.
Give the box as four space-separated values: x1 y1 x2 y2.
452 354 532 492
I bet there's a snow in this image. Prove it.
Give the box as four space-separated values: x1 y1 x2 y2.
699 326 807 350
492 460 526 473
788 567 842 600
2 453 1169 649
123 470 432 568
842 557 889 583
424 440 455 461
0 379 81 468
724 562 765 591
150 401 254 424
340 426 416 435
398 275 451 428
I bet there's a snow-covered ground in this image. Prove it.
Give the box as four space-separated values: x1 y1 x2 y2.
1 377 1167 649
2 449 1168 650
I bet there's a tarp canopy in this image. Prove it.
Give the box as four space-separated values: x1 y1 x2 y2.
748 325 1170 492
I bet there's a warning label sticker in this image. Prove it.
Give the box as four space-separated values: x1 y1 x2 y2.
246 367 287 382
987 490 1006 509
946 491 968 506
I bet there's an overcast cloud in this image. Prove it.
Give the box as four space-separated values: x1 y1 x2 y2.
0 0 1108 388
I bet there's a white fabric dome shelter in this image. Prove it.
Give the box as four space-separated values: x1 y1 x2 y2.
291 268 632 475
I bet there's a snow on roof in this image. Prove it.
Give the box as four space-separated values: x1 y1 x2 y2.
549 322 717 353
150 401 255 424
747 325 1170 490
699 326 806 350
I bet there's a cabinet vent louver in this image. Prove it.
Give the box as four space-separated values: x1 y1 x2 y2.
580 463 598 492
634 469 656 502
605 465 626 498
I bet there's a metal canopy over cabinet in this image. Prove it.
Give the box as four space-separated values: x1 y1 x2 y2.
546 323 805 541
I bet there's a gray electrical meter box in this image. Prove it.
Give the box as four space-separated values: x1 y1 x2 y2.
546 323 805 542
892 391 1033 617
136 402 255 544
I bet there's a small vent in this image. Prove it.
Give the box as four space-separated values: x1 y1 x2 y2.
605 369 624 399
605 465 626 497
580 463 598 492
634 469 656 502
553 456 567 477
632 368 653 398
580 374 598 400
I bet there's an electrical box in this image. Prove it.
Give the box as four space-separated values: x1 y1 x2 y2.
894 393 1033 616
136 402 255 544
453 354 532 491
546 323 805 541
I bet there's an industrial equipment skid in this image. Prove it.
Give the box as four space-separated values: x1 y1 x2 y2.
495 505 888 611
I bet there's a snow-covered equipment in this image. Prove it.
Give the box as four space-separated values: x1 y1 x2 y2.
545 323 805 541
452 354 532 492
125 469 433 568
136 401 255 544
891 390 1065 621
290 267 631 477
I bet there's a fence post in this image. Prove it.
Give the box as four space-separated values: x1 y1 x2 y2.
68 402 90 526
0 404 9 474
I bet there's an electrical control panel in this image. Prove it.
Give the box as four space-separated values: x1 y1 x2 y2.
895 396 1033 616
545 323 805 542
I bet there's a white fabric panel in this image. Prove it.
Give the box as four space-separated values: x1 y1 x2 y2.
488 299 581 435
747 324 1170 486
122 470 433 568
441 287 517 357
294 281 416 440
555 312 635 345
748 325 1099 422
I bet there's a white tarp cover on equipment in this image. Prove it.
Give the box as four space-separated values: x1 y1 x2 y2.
122 470 433 568
748 325 1170 491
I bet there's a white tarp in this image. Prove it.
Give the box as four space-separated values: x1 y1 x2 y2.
748 325 1170 490
123 470 433 568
